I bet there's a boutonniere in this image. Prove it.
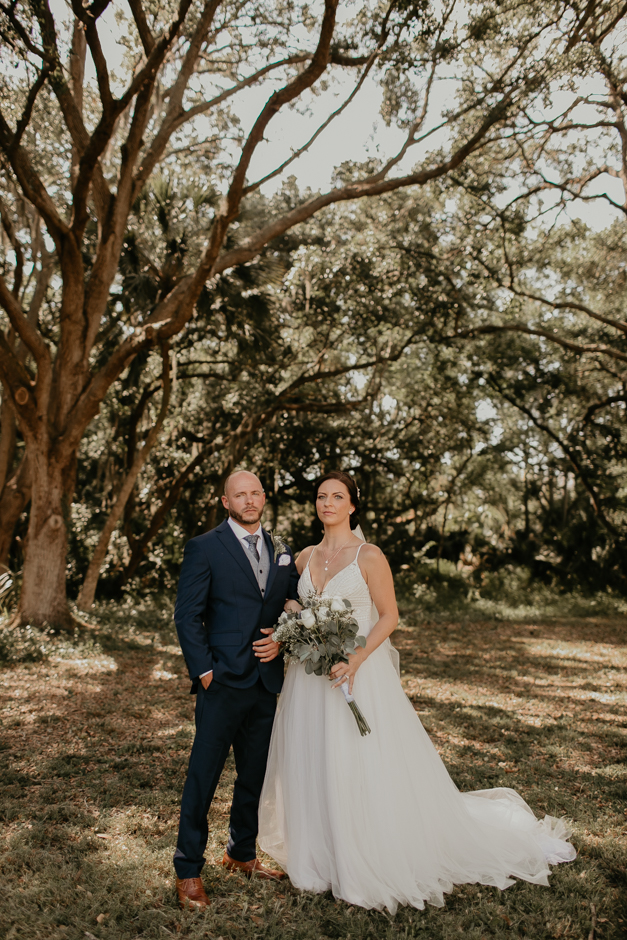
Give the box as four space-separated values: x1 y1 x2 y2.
268 530 289 563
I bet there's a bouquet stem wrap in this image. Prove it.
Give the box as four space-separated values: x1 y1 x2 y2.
272 593 372 737
339 680 371 736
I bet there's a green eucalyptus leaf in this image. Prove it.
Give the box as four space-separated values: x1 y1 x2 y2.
304 659 314 675
356 635 367 649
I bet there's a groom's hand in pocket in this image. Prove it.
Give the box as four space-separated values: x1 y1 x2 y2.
253 627 281 663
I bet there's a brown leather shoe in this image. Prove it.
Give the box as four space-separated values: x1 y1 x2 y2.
222 851 286 881
175 876 210 909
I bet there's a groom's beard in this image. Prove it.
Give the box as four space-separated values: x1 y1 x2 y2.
229 507 263 526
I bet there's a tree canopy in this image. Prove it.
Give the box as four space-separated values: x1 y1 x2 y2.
1 0 626 624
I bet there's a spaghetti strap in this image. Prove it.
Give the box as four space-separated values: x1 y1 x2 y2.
304 546 316 573
354 541 367 562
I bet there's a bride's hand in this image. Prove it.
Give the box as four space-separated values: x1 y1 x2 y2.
331 649 367 695
284 599 302 613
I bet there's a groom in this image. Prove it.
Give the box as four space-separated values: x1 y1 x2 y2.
172 469 299 909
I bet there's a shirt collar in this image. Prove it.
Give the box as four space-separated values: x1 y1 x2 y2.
227 517 263 542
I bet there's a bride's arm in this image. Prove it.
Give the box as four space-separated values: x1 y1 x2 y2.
330 545 398 693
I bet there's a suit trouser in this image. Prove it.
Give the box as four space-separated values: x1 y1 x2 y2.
173 678 277 879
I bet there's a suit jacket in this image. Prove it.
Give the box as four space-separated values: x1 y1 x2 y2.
174 520 300 694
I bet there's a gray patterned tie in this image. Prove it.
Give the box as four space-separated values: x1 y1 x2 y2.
244 534 260 561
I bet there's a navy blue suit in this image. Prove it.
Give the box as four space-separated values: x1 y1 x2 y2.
173 520 299 877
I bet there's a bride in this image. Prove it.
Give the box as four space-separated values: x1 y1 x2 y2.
258 470 576 913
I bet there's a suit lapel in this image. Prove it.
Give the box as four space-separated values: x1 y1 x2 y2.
262 528 278 597
216 520 260 594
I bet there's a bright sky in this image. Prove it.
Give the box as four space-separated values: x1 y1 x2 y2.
50 0 623 232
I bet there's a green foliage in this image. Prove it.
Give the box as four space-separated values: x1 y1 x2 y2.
3 0 627 610
0 571 14 616
0 623 51 664
0 0 626 611
46 184 624 602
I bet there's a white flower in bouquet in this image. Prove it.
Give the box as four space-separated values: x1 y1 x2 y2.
317 606 330 620
300 607 316 628
330 597 346 613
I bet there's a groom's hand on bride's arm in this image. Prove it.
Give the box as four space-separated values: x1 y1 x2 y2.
253 628 281 663
284 599 302 613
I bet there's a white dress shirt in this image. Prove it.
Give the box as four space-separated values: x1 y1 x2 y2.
227 516 264 548
199 518 264 680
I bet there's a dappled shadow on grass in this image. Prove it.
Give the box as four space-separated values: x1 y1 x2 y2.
0 606 626 940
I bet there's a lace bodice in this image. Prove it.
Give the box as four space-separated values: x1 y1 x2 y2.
298 544 375 636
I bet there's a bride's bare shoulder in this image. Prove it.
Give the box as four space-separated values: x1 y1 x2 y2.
295 544 316 573
296 544 316 561
358 542 388 567
358 541 384 557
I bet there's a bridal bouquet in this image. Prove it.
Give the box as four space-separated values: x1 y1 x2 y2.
272 594 371 736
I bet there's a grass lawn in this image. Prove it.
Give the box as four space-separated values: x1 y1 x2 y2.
0 601 626 940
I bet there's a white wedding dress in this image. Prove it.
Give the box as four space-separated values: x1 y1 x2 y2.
258 546 576 913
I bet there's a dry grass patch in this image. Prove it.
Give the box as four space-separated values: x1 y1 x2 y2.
0 602 625 940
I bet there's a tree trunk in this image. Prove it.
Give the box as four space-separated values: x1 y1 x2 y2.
0 391 17 495
15 447 76 629
523 459 530 538
77 346 171 610
436 495 451 574
203 463 235 533
118 445 209 587
0 454 31 570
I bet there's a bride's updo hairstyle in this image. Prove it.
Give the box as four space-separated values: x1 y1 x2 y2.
315 471 361 531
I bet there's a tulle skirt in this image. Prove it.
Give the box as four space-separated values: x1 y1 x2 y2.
258 644 576 913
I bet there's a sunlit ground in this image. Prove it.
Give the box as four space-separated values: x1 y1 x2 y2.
0 603 625 940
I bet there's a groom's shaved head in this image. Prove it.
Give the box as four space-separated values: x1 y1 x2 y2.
224 470 263 497
222 470 266 530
